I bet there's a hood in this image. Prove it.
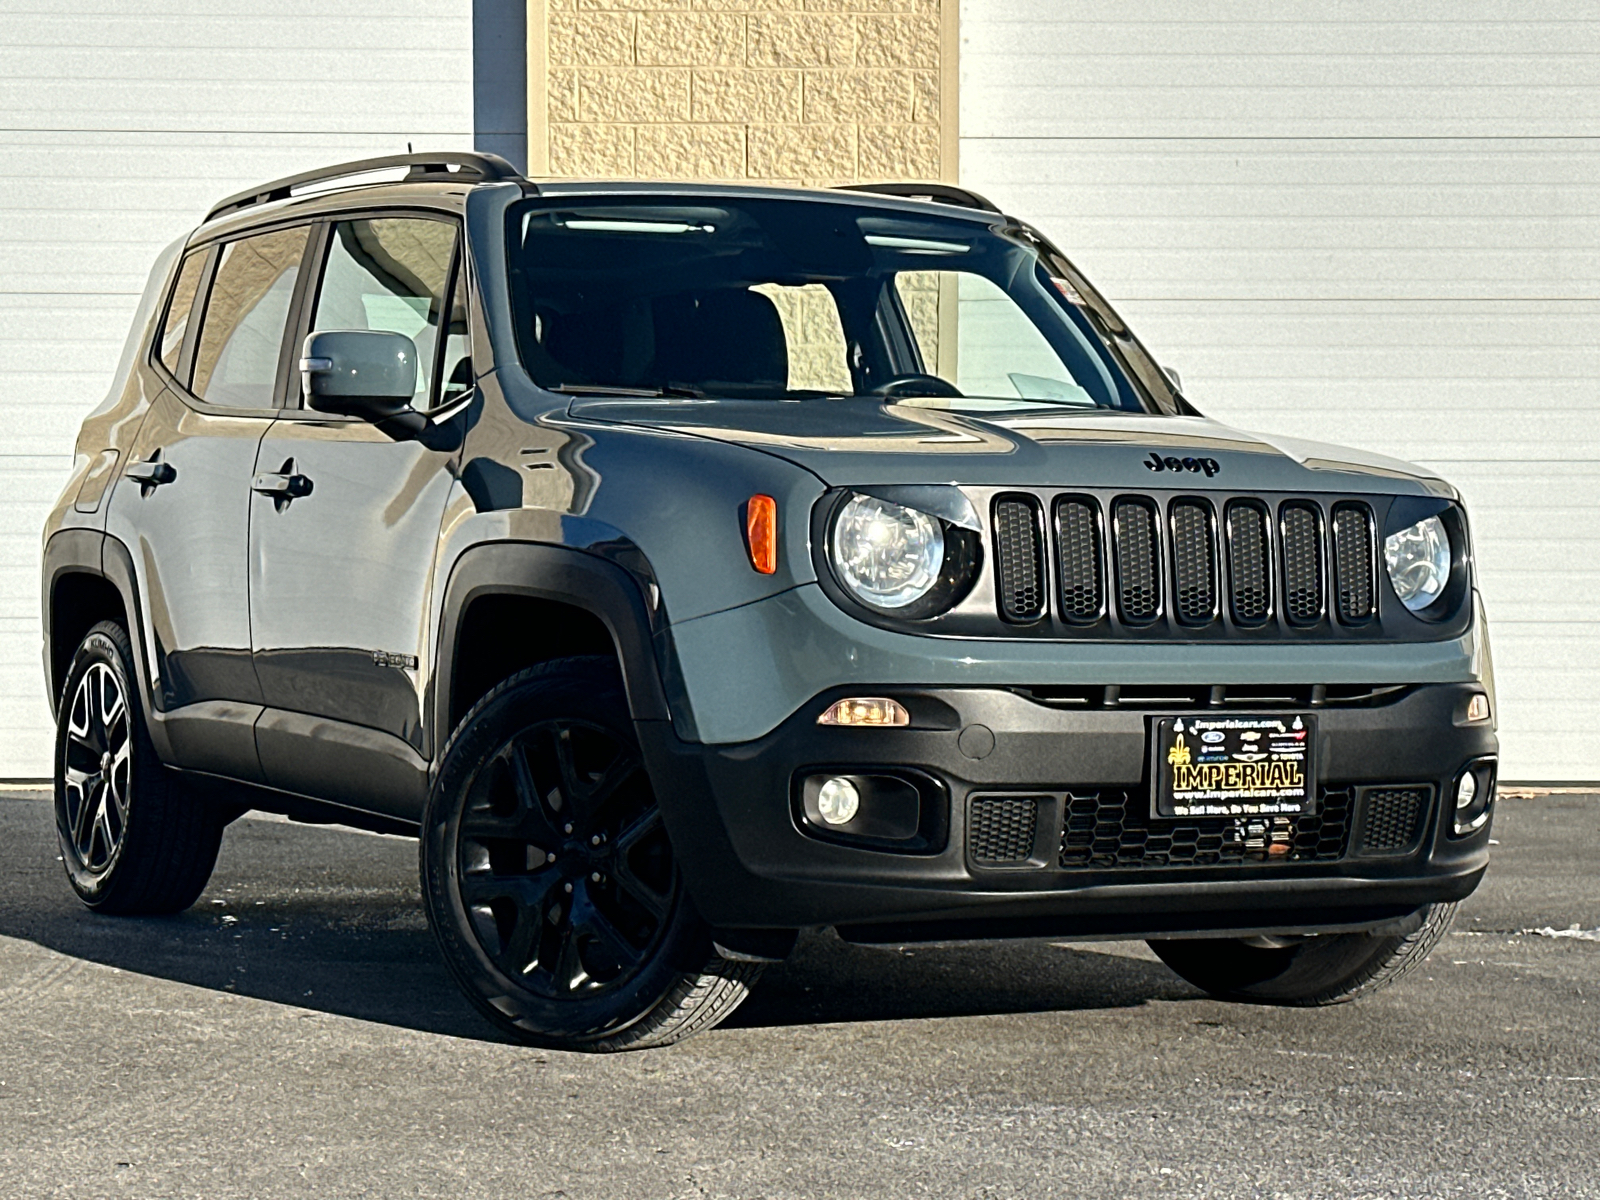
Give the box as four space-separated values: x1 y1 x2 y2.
565 397 1455 498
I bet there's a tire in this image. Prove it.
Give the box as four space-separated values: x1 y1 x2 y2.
420 657 761 1051
1149 903 1457 1006
54 620 227 915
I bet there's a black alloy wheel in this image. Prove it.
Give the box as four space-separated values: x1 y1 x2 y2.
457 717 675 999
53 621 228 914
422 658 762 1051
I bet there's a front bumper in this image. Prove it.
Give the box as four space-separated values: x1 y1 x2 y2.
638 681 1496 940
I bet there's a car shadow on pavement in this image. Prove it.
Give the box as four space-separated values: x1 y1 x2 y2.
2 798 1195 1043
726 932 1196 1030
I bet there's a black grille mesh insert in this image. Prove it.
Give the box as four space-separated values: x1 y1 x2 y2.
993 497 1045 621
1059 787 1353 869
1226 502 1271 624
1280 503 1324 625
1359 787 1430 853
1332 503 1376 622
1170 500 1216 625
1055 497 1103 623
969 797 1039 863
1113 499 1161 623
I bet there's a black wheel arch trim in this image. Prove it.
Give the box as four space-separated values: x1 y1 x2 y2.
432 541 675 758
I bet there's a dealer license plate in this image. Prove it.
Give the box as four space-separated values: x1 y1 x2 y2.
1152 714 1316 818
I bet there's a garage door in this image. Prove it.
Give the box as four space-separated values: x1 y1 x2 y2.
0 1 476 777
960 2 1600 781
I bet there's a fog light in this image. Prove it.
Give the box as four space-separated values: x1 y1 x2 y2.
1452 758 1496 835
1467 693 1491 723
818 697 909 727
816 777 860 825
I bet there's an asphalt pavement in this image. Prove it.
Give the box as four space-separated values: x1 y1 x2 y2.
0 787 1594 1199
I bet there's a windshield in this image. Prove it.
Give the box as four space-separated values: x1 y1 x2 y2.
505 195 1158 413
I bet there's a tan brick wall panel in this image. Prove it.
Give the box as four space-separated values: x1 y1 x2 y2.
534 0 954 185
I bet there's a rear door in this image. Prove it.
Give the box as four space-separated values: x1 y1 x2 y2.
248 213 467 820
105 224 313 781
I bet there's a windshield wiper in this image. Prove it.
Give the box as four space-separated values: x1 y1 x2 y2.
550 383 705 398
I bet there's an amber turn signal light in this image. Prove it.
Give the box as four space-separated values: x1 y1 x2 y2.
746 494 777 574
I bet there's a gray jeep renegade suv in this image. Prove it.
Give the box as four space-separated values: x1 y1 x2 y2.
42 153 1498 1049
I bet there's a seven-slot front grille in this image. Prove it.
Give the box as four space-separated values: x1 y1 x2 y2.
1112 499 1161 623
992 493 1380 635
1332 503 1376 622
1169 500 1217 625
1226 502 1271 624
1280 502 1325 625
992 496 1045 622
1054 497 1104 623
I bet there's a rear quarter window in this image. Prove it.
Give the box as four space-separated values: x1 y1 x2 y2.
157 250 209 378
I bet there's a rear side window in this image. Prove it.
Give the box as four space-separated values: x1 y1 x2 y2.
191 225 311 409
312 217 458 410
158 250 208 376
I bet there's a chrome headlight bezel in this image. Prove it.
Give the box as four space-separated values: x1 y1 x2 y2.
822 489 982 621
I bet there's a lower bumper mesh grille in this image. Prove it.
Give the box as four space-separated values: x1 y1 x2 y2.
968 796 1040 863
1357 786 1431 853
1058 787 1354 869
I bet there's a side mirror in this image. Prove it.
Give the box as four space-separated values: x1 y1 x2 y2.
1162 365 1184 393
300 330 425 438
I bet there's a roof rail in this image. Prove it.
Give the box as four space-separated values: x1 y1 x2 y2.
834 181 1002 215
204 152 529 223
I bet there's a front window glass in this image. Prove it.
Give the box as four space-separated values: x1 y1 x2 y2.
192 226 310 408
505 197 1151 411
312 217 458 410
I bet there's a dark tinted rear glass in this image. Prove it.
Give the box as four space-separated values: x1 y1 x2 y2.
158 250 209 378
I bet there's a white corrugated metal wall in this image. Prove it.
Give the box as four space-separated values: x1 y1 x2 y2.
960 2 1600 781
0 1 478 776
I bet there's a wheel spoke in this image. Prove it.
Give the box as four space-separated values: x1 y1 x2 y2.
582 755 644 825
90 666 113 748
550 726 587 826
71 783 98 852
549 922 588 992
93 801 117 864
459 869 559 914
496 905 545 977
569 886 644 973
67 676 95 750
99 674 126 736
108 739 131 820
611 808 671 919
460 744 564 848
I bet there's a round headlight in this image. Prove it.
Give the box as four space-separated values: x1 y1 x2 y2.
1384 515 1451 612
832 494 945 610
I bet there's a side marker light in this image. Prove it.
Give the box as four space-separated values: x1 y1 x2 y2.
817 697 910 727
746 494 777 575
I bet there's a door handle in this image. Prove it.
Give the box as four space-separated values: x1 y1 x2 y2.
252 459 313 510
125 451 176 493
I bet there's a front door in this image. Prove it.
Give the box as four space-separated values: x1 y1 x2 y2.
105 225 313 780
248 215 468 819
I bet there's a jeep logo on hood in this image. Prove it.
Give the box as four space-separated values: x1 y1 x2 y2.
1145 451 1220 477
